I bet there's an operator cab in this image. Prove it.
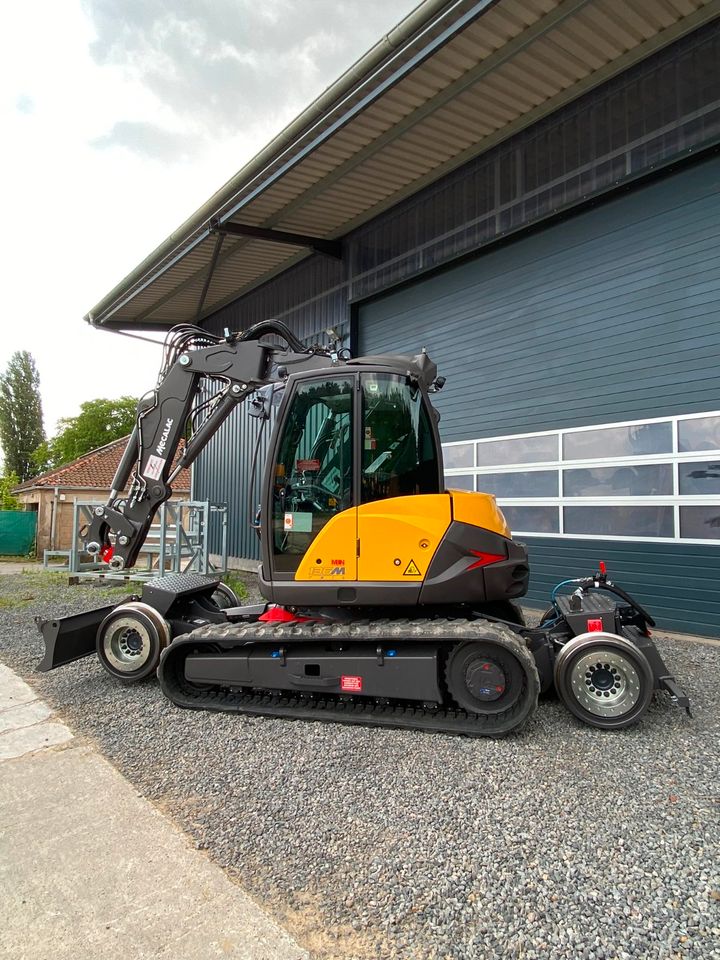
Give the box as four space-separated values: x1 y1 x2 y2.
263 363 443 578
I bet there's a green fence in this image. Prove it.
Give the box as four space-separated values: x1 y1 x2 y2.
0 511 37 555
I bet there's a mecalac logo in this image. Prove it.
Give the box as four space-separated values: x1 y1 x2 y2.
156 418 174 456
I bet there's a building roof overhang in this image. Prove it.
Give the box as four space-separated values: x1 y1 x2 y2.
86 0 719 331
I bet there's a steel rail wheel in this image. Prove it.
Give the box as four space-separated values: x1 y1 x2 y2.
96 601 170 681
554 631 654 730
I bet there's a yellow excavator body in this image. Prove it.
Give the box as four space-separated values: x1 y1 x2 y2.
294 490 509 583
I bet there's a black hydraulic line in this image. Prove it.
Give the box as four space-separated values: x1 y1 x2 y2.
175 388 250 471
238 319 309 353
596 583 656 628
109 424 140 496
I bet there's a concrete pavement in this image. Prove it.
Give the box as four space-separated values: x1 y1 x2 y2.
0 663 308 960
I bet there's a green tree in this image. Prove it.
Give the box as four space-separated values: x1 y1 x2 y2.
0 351 45 481
0 472 20 510
38 396 138 469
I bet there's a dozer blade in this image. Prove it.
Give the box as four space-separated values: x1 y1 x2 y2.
36 605 118 672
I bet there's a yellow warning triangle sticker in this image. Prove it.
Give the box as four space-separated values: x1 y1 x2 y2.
403 559 421 576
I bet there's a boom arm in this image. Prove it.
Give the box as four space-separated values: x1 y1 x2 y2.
85 321 333 571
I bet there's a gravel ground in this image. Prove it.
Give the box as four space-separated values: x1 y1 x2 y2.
1 570 719 960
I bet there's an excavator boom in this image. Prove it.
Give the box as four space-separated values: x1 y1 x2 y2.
85 321 334 571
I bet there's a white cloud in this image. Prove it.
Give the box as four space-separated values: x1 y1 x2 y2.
1 0 420 439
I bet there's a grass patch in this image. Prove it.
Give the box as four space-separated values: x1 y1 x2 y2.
19 570 68 588
0 595 33 609
221 572 249 602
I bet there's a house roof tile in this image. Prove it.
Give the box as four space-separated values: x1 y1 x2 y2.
14 436 191 493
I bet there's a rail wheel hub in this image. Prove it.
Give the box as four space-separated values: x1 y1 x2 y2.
120 628 144 656
570 650 639 718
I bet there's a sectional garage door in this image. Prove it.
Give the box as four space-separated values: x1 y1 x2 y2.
357 155 720 636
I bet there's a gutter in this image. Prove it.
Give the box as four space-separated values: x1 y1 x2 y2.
85 0 472 327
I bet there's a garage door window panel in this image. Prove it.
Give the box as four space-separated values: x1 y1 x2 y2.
475 470 558 498
447 474 474 491
678 415 720 452
680 506 720 540
679 461 720 496
564 465 673 498
564 506 674 539
501 505 560 535
476 434 558 466
563 422 672 460
442 410 720 544
444 442 474 468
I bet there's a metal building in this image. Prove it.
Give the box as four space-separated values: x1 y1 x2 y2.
87 1 720 635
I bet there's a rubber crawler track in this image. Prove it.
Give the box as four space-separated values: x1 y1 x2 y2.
157 618 541 737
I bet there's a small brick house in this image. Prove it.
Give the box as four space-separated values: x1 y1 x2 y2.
14 436 190 555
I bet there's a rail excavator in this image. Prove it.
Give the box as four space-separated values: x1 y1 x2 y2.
38 321 691 736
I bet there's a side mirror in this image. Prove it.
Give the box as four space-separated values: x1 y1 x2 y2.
248 385 274 420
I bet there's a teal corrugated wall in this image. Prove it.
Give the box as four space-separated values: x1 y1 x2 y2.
359 156 720 636
358 155 720 439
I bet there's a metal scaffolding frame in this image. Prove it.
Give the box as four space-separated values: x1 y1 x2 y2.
44 499 228 581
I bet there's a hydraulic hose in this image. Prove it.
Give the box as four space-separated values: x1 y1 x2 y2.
593 583 656 628
550 578 656 628
239 319 309 354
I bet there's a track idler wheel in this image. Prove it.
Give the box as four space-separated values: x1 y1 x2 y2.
554 632 654 730
445 633 539 736
96 601 170 681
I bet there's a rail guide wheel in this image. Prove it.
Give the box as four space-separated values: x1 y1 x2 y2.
210 582 241 609
445 632 540 736
554 632 654 730
96 601 171 681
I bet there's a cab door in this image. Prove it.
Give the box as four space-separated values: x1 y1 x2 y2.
264 373 357 580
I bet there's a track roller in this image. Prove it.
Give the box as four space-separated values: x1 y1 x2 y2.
96 601 170 681
554 631 654 730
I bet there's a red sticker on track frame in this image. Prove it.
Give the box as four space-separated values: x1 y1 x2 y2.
341 675 363 692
